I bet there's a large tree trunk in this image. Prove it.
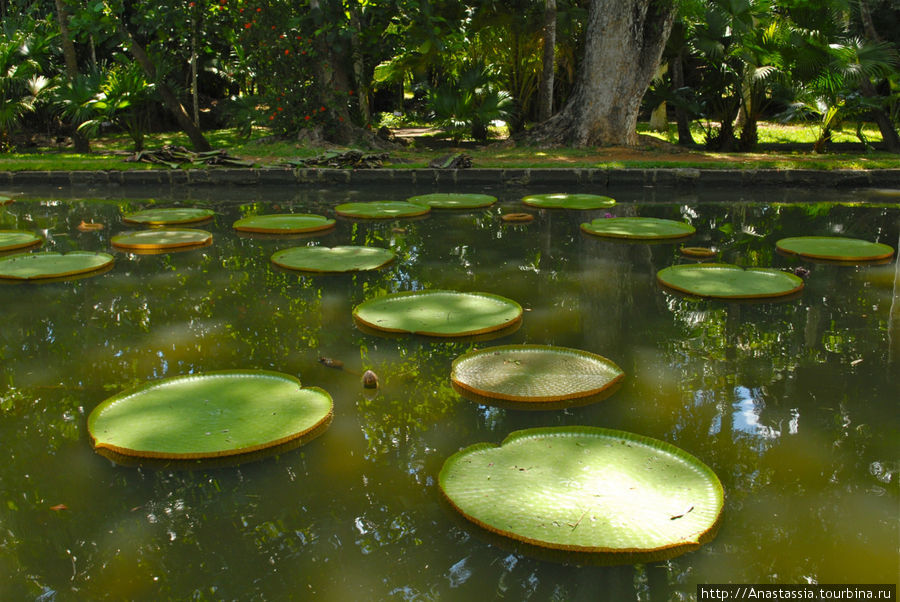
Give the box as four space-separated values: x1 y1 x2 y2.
537 0 556 122
855 1 900 153
524 0 676 147
670 49 695 146
54 0 91 153
309 0 356 144
114 14 211 152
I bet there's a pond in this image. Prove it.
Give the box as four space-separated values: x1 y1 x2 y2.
0 184 897 600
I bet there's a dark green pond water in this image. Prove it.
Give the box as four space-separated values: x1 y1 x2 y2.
1 185 897 601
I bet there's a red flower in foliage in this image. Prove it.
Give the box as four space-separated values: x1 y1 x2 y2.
244 23 251 28
256 7 261 11
277 107 283 112
220 0 226 4
304 115 310 121
301 50 306 55
269 114 275 120
189 1 195 7
284 49 290 55
320 106 326 112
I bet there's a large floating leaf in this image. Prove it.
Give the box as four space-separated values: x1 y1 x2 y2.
406 193 497 209
271 245 395 273
581 217 695 240
657 263 804 299
776 236 895 262
122 207 215 225
451 345 624 404
353 290 522 337
111 228 212 251
440 427 723 560
334 201 431 219
233 213 336 234
0 195 13 205
88 371 333 460
522 193 616 210
0 251 114 281
0 230 42 253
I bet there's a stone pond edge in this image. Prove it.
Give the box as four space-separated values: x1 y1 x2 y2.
1 167 898 189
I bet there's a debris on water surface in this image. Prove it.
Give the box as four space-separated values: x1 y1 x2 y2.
318 356 344 369
362 369 379 389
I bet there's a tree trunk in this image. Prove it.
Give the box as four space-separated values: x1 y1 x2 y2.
309 0 355 144
349 4 370 125
114 15 211 151
524 0 676 147
537 0 556 122
54 0 91 153
855 2 900 153
670 49 695 146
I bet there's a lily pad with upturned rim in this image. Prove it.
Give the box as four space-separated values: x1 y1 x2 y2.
111 228 212 251
87 370 333 460
439 426 724 559
406 193 497 209
334 201 431 219
0 251 114 281
657 263 804 299
581 217 695 240
0 230 43 253
451 345 624 404
271 245 395 273
233 213 336 234
522 193 616 210
680 246 716 259
776 236 895 262
353 290 522 337
122 207 215 225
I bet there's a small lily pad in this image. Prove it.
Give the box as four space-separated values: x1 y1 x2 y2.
581 217 695 240
233 213 336 234
335 201 430 219
501 213 535 223
439 426 724 560
111 229 212 251
0 230 43 253
122 208 215 225
271 245 395 273
353 290 522 337
88 370 333 460
451 345 624 404
522 194 616 210
0 195 13 205
680 246 716 258
776 236 895 262
406 193 497 209
0 251 114 281
657 263 804 299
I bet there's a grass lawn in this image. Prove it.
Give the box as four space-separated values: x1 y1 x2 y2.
1 122 898 171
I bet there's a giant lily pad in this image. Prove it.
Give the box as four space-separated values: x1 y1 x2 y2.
122 207 215 225
88 371 333 460
233 213 336 234
353 290 522 337
776 236 895 262
271 245 395 273
111 228 212 251
0 230 42 252
439 427 723 560
451 345 624 404
0 251 114 281
334 201 431 219
406 193 497 209
581 217 695 240
522 193 616 210
657 263 804 299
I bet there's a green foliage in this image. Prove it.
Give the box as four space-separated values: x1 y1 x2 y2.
427 62 513 141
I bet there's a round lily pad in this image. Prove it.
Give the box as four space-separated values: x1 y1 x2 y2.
581 217 695 240
233 213 336 234
451 345 624 404
271 245 395 273
0 195 13 205
353 290 522 337
406 193 497 209
0 230 42 252
501 213 535 223
87 370 333 460
111 228 212 251
522 193 616 210
776 236 895 262
680 246 716 258
0 251 114 281
439 426 724 559
122 207 215 225
334 201 431 219
657 263 804 299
